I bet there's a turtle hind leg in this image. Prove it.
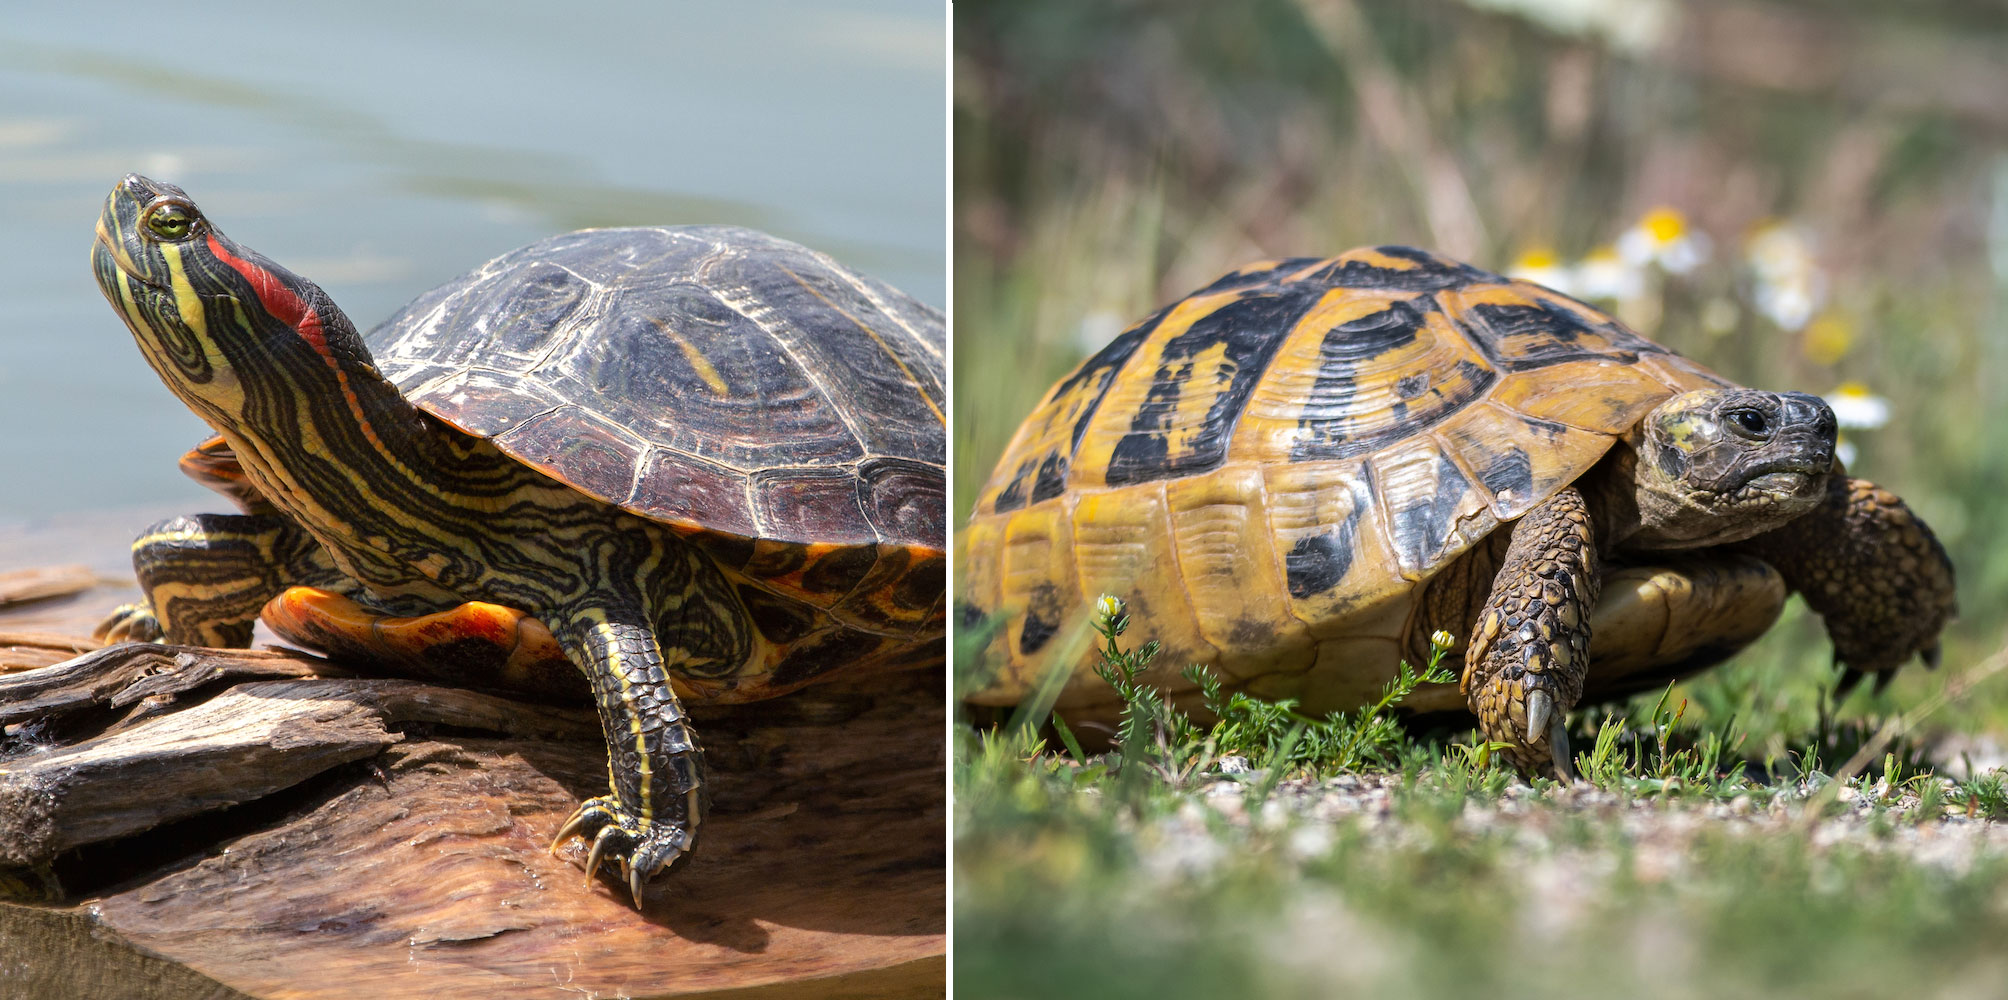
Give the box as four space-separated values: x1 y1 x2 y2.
1463 486 1598 778
1738 475 1957 689
261 588 584 699
96 512 341 647
547 610 708 907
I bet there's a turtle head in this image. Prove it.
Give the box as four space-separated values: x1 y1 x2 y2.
92 174 374 420
1626 388 1837 548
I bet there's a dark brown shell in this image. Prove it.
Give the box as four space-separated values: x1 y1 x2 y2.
366 227 945 553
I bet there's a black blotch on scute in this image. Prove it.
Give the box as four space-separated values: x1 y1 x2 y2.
1030 452 1069 505
1389 452 1472 567
1019 607 1059 655
1304 245 1486 292
1285 493 1365 598
1464 297 1663 371
956 601 989 630
1058 310 1162 459
1105 283 1322 486
1192 258 1321 295
1478 445 1535 501
768 628 884 689
991 458 1034 513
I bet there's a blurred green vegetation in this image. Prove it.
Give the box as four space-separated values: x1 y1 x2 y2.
955 0 2008 732
956 2 2008 995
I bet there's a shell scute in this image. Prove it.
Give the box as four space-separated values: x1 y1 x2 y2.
368 226 944 553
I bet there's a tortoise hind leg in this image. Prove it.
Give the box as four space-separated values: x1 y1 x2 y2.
96 512 343 647
1463 486 1598 777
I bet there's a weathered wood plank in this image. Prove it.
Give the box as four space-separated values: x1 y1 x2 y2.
0 643 945 998
0 565 98 609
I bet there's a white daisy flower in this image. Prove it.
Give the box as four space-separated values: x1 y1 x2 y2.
1617 207 1710 275
1572 245 1644 302
1507 248 1577 295
1825 382 1890 430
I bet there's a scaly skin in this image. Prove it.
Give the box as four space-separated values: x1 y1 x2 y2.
92 175 723 904
1462 486 1597 777
1739 474 1957 693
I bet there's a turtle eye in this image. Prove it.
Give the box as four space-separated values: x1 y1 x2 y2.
144 202 198 242
1726 408 1769 437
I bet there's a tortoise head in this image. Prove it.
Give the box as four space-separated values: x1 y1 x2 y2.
92 174 373 421
1625 388 1837 548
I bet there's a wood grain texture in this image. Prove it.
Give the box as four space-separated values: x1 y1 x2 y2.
0 639 944 998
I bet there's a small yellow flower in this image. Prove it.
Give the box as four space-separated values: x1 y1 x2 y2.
1095 594 1125 623
1430 629 1457 651
1800 314 1853 366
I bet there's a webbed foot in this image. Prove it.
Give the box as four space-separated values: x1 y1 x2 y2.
93 600 163 643
550 795 697 906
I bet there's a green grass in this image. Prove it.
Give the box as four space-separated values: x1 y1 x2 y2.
957 600 2008 999
954 2 2008 996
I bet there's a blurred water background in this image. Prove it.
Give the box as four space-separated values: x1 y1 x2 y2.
0 0 944 548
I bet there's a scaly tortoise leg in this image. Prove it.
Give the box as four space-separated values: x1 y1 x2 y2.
1463 486 1597 777
1738 474 1957 696
547 606 707 906
95 512 344 647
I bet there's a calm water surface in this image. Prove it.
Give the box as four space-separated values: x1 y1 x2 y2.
0 0 944 533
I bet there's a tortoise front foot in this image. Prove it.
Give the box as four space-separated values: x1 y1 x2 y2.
1463 486 1598 778
1741 475 1957 696
93 600 164 643
550 795 696 906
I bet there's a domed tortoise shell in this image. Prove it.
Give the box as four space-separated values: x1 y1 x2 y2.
961 245 1729 702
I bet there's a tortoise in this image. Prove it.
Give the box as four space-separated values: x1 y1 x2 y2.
959 245 1955 773
90 174 946 904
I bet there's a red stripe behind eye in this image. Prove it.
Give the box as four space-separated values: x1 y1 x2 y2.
202 232 383 448
205 232 331 355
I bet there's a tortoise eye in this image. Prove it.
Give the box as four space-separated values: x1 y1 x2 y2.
1726 408 1769 436
144 203 198 242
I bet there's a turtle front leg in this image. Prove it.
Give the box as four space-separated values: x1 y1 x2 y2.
96 512 343 646
1738 475 1956 695
1463 486 1598 777
548 609 706 907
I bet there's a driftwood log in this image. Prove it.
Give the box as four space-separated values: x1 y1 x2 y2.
0 554 944 999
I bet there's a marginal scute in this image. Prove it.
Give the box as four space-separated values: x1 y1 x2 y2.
1164 464 1312 683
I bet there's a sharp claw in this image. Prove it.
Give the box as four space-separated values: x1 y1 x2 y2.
585 826 618 883
1548 710 1573 780
629 866 646 907
548 809 589 854
1525 689 1553 746
1923 645 1942 670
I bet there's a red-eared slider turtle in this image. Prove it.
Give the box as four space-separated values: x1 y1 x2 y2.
960 245 1954 773
91 175 945 904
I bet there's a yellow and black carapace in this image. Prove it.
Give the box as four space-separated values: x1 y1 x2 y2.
961 245 1952 774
